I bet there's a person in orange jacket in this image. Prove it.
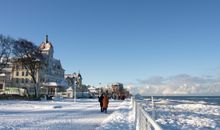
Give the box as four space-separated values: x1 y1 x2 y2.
102 93 109 113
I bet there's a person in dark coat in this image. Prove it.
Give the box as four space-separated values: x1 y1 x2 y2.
98 94 104 112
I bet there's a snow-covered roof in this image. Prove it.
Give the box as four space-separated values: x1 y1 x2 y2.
66 87 73 91
0 73 6 76
65 73 81 78
88 87 96 90
43 80 67 87
43 82 58 86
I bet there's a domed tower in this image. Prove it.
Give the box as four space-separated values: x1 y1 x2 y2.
39 35 54 56
39 35 54 65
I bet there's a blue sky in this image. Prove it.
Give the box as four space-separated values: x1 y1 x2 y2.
1 0 220 95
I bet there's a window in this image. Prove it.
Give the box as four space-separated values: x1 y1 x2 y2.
0 84 3 90
29 88 35 93
16 72 19 76
26 78 28 83
22 72 25 76
16 78 19 83
5 64 9 68
26 71 28 76
21 78 24 83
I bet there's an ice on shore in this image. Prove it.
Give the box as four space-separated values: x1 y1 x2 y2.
143 99 220 130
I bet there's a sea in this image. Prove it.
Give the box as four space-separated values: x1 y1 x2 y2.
143 96 220 105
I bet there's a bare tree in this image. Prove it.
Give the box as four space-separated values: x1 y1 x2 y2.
13 39 43 98
0 34 14 72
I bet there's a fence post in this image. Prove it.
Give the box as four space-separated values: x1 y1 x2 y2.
136 102 140 130
132 97 163 130
151 96 156 120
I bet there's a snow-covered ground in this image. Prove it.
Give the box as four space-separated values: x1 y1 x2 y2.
96 101 135 130
2 97 219 130
142 98 220 130
0 99 135 130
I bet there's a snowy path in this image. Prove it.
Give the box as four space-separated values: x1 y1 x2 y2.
0 99 132 130
96 101 135 130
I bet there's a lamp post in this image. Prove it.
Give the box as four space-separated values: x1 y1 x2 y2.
98 82 102 96
74 79 77 103
44 74 48 96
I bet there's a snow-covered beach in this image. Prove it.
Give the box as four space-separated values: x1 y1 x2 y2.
142 97 220 130
0 99 135 130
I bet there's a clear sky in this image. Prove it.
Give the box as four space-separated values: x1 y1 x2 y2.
1 0 220 95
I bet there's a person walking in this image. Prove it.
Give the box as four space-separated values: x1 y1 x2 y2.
98 94 104 112
102 93 109 113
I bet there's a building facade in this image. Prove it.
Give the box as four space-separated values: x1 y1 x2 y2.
0 61 13 92
11 36 66 96
111 82 130 100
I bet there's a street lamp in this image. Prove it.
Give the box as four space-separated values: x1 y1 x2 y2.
98 82 101 96
74 78 77 103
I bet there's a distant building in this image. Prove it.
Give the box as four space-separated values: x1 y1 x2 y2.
65 73 83 98
111 82 130 100
66 87 73 98
88 86 98 98
112 82 124 92
65 73 82 87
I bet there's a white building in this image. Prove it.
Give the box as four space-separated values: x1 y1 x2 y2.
11 35 66 96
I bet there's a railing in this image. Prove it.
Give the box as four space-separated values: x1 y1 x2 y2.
131 97 163 130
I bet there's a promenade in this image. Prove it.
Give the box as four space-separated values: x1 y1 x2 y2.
0 99 135 130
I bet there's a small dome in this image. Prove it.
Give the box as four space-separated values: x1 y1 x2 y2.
77 73 82 78
39 42 53 50
39 35 53 50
